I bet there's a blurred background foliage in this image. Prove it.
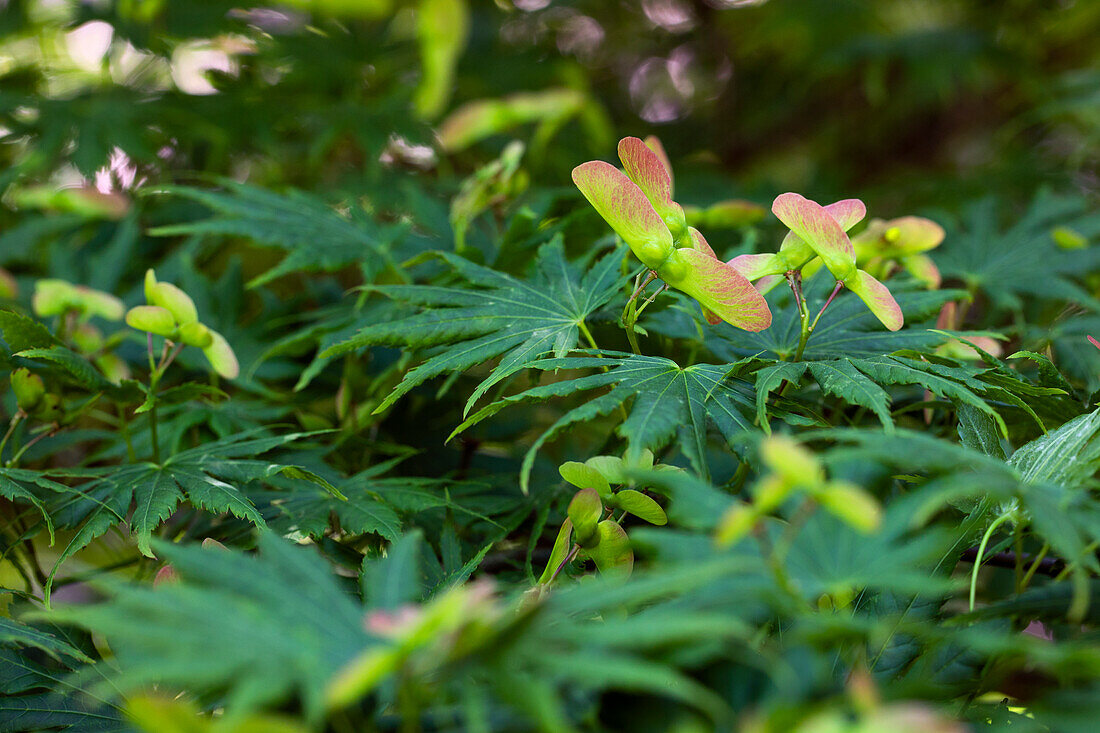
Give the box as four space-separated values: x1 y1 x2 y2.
2 0 1100 731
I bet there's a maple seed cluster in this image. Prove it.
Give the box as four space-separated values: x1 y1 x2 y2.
125 269 239 380
572 136 947 334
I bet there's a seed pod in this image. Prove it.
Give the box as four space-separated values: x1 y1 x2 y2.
144 269 158 303
126 305 177 338
586 520 632 576
558 461 611 498
0 268 18 299
73 286 125 321
815 481 882 533
148 282 199 325
178 322 214 348
715 504 757 547
36 393 63 421
753 474 793 514
32 279 74 317
760 435 823 488
568 488 603 547
613 489 667 526
202 329 240 380
11 368 45 413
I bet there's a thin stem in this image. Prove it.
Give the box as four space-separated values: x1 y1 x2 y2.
158 342 184 373
579 320 628 421
775 497 816 565
786 271 806 319
792 280 844 363
547 544 580 585
1052 540 1100 583
1020 543 1050 591
578 321 599 351
969 511 1014 612
633 284 668 320
1013 522 1025 593
621 271 658 355
7 425 56 467
752 522 800 603
628 271 658 304
146 333 156 372
793 319 812 363
145 334 167 464
809 281 845 333
0 413 23 463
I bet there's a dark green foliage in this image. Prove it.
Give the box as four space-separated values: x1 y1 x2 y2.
2 1 1100 731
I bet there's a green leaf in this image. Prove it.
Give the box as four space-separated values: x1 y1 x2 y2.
956 403 1006 459
0 309 60 353
268 481 401 542
42 432 332 574
654 272 961 362
0 693 128 732
0 618 91 663
806 359 894 428
148 182 396 288
612 489 667 525
15 347 140 400
936 191 1100 312
558 461 611 496
44 533 372 724
585 520 633 576
848 355 1007 436
1009 408 1100 488
323 238 625 416
454 353 773 492
362 531 425 610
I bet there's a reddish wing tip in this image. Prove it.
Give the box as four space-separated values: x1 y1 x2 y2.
572 160 671 264
849 270 903 331
643 135 673 184
618 137 675 215
675 248 772 332
823 198 867 231
688 227 717 259
1089 335 1100 351
772 192 856 277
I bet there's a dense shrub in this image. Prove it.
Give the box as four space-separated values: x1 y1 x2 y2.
1 1 1099 731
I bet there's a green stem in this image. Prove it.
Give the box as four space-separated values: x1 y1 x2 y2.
792 279 844 363
969 511 1014 612
809 281 845 333
147 334 162 464
633 284 668 320
547 544 580 585
0 413 23 463
578 321 599 351
793 316 812 364
621 271 657 356
1014 522 1025 594
1020 543 1049 591
578 321 628 422
7 425 56 468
